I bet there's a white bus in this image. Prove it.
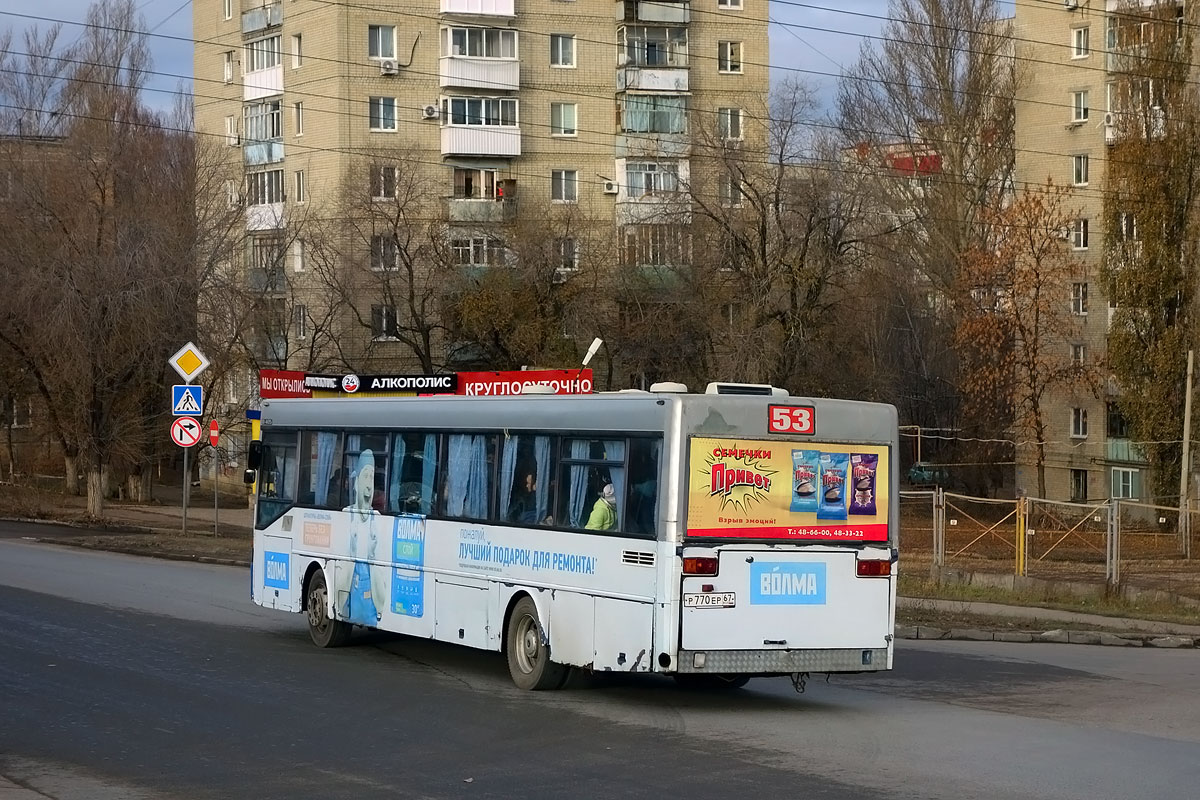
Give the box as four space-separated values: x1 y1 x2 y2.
248 382 898 690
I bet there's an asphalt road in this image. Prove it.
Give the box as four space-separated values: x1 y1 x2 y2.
1 535 1198 800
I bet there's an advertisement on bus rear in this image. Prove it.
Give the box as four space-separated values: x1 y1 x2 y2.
686 437 890 542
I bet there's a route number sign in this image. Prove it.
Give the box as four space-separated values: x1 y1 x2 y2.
767 404 815 435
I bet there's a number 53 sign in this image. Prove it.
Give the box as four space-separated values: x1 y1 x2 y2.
768 404 815 435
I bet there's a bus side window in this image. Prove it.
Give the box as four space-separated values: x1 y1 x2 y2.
442 433 496 520
625 438 661 536
389 432 439 515
499 434 556 526
256 429 299 528
558 438 626 533
344 433 390 511
297 430 343 509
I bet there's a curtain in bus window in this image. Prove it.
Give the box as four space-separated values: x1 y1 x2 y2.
499 435 519 519
388 435 407 511
568 439 590 526
421 434 437 514
466 435 489 518
445 434 472 517
534 435 550 524
605 440 626 529
314 431 338 506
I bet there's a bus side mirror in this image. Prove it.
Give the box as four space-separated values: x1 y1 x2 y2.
247 440 263 470
243 469 257 486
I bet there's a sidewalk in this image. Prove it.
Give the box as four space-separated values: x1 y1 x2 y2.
898 596 1200 636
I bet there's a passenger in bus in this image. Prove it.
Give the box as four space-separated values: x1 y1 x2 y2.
508 472 538 524
585 483 618 531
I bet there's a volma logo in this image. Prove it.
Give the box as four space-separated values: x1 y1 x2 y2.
264 551 290 589
750 562 827 605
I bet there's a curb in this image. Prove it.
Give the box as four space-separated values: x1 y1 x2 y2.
894 625 1196 648
43 538 252 568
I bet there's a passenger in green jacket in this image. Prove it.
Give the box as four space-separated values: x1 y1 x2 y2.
585 483 617 531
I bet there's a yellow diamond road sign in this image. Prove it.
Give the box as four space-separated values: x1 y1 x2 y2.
169 342 210 383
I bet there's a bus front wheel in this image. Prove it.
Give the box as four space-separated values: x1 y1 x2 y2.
306 570 351 648
505 597 566 691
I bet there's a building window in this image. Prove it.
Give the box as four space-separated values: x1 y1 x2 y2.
551 102 577 136
243 100 281 143
293 170 306 203
223 51 234 83
1072 218 1089 250
550 34 575 67
291 238 305 272
371 165 398 199
293 304 308 339
620 25 688 67
245 36 281 72
1070 469 1088 502
555 237 579 271
371 234 400 271
293 102 304 136
1072 27 1089 58
1073 90 1088 122
626 161 679 197
620 95 686 133
371 305 400 340
223 0 232 21
225 179 239 209
1107 402 1130 439
292 34 303 68
452 236 505 266
719 172 743 206
443 97 518 127
1071 282 1088 315
224 115 238 146
1072 154 1089 186
369 97 397 131
369 25 396 59
718 107 743 140
452 167 498 199
1119 212 1139 241
1112 467 1139 500
718 41 742 73
247 170 284 205
1071 407 1089 439
444 27 517 58
718 0 743 8
621 224 691 267
551 169 578 203
1071 343 1086 365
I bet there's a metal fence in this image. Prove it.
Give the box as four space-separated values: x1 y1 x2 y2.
899 489 1200 600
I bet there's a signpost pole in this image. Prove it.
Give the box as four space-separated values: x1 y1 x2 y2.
182 446 189 537
214 451 219 538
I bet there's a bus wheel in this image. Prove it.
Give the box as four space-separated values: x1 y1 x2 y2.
505 597 565 691
673 674 750 690
306 570 351 648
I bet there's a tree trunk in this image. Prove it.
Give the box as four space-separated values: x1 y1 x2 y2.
86 468 105 517
64 453 80 496
140 465 153 503
6 415 15 481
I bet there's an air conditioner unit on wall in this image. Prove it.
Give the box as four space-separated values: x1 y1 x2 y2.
380 60 399 76
1103 111 1115 127
602 181 618 194
422 104 440 120
1064 0 1079 10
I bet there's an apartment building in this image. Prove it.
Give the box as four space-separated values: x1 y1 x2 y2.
193 0 767 374
1013 0 1154 503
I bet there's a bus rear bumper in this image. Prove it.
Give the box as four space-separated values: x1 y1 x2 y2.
675 647 890 674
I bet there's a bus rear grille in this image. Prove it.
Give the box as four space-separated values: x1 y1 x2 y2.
621 550 655 567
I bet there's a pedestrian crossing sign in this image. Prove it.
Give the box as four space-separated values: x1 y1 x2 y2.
172 385 204 417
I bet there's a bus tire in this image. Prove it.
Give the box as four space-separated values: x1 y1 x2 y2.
673 674 750 690
306 569 351 648
505 596 565 691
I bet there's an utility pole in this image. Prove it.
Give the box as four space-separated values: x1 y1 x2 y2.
1179 349 1194 542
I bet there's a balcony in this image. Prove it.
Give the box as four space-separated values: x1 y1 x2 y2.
617 0 690 24
441 126 521 157
244 66 282 101
615 198 690 225
246 202 285 231
439 57 520 91
616 132 689 159
247 266 287 293
446 197 518 223
1107 438 1147 464
242 3 282 36
441 0 515 16
244 140 283 166
617 66 688 92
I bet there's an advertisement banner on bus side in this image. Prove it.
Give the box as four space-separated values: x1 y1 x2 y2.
686 437 890 542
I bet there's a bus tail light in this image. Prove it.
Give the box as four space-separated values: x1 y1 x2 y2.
856 559 891 578
683 556 719 576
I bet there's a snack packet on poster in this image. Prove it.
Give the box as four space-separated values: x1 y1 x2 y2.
790 450 821 513
848 453 879 516
817 452 849 521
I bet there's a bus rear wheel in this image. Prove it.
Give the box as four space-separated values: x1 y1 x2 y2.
505 597 566 691
306 570 351 648
673 674 750 690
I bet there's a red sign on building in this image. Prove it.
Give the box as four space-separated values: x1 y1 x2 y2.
456 369 593 396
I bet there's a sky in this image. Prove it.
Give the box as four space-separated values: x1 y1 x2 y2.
4 0 894 116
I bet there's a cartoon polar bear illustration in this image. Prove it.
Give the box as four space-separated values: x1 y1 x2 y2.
338 449 389 626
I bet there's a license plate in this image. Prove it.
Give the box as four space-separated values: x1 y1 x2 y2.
683 592 736 608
